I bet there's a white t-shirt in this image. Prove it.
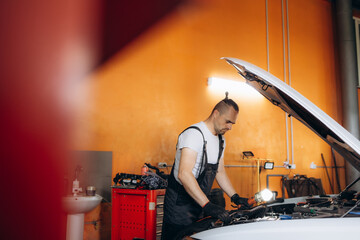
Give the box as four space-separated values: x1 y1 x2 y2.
173 121 226 184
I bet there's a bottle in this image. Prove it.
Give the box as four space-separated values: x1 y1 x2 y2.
141 164 149 175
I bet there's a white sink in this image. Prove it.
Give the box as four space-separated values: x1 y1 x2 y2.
62 194 102 240
62 194 102 214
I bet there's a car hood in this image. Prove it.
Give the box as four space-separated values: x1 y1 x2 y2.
191 218 360 240
223 57 360 172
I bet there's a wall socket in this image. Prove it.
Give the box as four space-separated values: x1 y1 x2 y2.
158 162 167 168
284 162 296 169
310 162 317 169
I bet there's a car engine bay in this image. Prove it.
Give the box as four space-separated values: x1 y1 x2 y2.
177 177 360 240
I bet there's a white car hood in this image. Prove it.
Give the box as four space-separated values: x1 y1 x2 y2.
192 218 360 240
222 57 360 172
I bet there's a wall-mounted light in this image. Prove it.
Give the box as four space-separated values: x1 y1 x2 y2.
207 77 262 99
264 161 274 170
242 151 254 159
208 77 243 89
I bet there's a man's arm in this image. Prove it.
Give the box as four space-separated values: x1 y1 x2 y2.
216 157 252 209
177 147 209 207
215 157 237 198
178 147 231 222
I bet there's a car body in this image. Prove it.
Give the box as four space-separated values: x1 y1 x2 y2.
190 58 360 240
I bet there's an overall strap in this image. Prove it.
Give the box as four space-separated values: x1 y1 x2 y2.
177 126 207 177
176 126 224 177
178 126 206 143
217 134 224 164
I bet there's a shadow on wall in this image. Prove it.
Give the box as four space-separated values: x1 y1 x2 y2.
100 0 184 65
65 151 113 202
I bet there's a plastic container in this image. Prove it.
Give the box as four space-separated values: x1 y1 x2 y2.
86 186 96 196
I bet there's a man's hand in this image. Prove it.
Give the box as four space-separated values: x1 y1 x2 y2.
202 202 231 224
231 193 252 210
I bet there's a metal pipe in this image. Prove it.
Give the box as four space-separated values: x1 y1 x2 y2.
334 0 360 190
316 166 345 169
257 159 260 192
266 174 288 198
166 164 331 169
285 0 295 166
332 148 342 192
267 0 293 168
225 165 293 168
281 0 291 165
282 0 287 85
321 153 334 193
266 0 270 72
225 165 281 168
286 0 292 87
290 117 294 165
225 165 258 168
224 164 344 169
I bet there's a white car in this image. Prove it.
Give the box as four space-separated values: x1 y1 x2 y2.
188 58 360 240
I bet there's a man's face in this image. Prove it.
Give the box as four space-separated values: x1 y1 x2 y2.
214 107 238 135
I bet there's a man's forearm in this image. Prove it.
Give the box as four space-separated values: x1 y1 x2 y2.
216 169 236 198
178 171 209 207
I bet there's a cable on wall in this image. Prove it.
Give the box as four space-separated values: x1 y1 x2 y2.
281 0 291 166
286 0 294 166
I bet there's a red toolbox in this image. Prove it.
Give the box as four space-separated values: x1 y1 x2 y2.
111 188 165 240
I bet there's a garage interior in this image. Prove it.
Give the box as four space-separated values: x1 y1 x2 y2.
1 0 360 239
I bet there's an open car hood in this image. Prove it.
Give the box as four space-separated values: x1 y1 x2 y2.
223 57 360 172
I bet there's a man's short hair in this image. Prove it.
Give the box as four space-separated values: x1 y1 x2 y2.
211 94 239 115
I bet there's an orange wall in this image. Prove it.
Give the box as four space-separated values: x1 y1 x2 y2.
74 0 345 204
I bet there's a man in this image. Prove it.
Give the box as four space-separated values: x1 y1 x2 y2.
162 93 251 240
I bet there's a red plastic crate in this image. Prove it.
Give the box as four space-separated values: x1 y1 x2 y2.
112 188 165 240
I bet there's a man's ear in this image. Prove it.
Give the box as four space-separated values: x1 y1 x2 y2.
213 109 220 118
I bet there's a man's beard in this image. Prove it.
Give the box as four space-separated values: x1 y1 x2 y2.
216 128 228 135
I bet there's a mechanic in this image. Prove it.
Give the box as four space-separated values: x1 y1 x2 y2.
162 93 251 240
